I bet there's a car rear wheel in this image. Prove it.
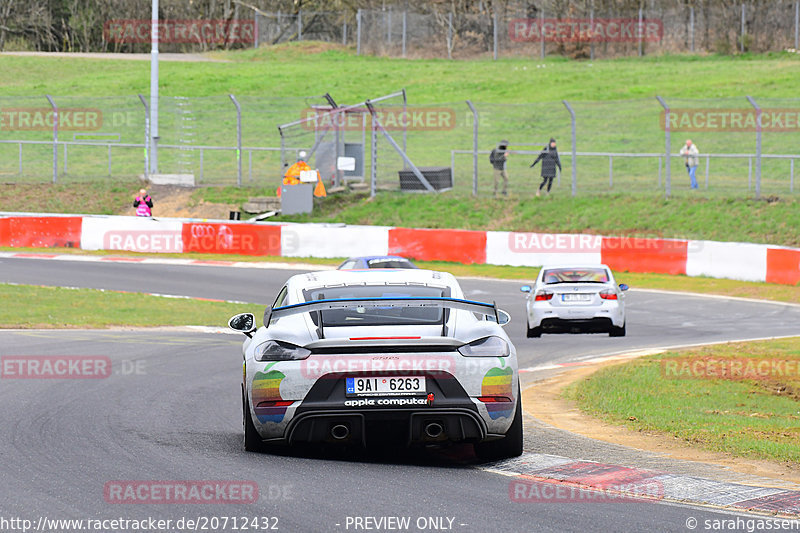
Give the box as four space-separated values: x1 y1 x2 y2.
243 391 264 452
609 322 626 337
526 320 542 338
475 387 523 461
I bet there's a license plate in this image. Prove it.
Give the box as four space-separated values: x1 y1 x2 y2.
346 376 426 396
562 293 592 302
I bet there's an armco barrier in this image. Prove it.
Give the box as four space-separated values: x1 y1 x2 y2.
0 216 82 248
766 248 800 285
601 237 688 276
388 227 487 264
1 213 799 285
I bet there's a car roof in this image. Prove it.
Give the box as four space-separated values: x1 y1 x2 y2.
347 255 413 262
539 263 612 270
290 268 457 289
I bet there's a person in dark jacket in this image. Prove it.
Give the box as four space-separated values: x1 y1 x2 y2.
489 139 510 196
530 138 561 197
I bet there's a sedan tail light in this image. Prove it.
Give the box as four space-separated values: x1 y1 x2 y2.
534 290 554 301
599 289 618 300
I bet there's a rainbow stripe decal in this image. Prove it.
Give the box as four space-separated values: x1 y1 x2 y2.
252 368 287 424
481 362 514 420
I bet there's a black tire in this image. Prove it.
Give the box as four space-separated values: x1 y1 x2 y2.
243 391 264 453
526 321 542 338
609 322 626 337
475 387 524 461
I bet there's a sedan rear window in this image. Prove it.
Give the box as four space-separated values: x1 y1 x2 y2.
302 284 449 326
366 258 416 269
542 268 609 284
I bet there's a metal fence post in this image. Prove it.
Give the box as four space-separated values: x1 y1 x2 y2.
656 96 671 198
705 156 710 189
402 11 407 57
658 156 662 188
387 9 392 46
297 10 302 41
448 12 453 59
690 6 695 52
638 8 643 56
357 9 362 55
138 94 149 180
466 100 479 196
248 150 252 182
796 1 799 50
370 118 377 197
540 10 545 58
748 156 752 190
746 95 761 198
493 11 498 60
590 3 595 60
342 22 347 45
740 3 745 53
63 144 68 175
791 158 795 193
562 100 577 196
254 13 259 48
230 94 243 187
45 95 58 183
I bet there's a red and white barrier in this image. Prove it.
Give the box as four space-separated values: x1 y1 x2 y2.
2 213 799 286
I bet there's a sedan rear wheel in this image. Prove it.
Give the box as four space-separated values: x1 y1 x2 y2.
609 322 626 337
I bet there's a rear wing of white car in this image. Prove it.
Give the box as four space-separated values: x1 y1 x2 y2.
266 297 503 325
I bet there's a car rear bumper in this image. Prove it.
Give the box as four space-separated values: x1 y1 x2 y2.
280 407 492 446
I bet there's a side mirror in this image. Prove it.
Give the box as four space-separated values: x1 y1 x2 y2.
228 313 256 337
497 309 511 326
520 285 532 293
618 283 629 292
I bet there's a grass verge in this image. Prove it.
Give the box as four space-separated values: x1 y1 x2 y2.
0 283 259 329
564 338 800 463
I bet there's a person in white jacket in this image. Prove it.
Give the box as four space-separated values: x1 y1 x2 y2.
679 139 700 189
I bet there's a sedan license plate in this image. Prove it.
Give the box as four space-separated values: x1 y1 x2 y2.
346 376 425 396
562 293 592 302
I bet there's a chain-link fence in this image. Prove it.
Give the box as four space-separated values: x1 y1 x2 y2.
249 1 800 59
1 94 798 199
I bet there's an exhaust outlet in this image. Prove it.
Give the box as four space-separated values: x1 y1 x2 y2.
424 422 444 439
330 424 350 440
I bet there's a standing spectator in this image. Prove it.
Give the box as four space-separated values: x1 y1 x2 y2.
531 138 561 197
489 139 510 196
679 139 700 189
133 188 153 217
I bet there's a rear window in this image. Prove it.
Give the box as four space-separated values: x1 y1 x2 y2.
302 284 449 326
542 268 609 284
367 258 415 269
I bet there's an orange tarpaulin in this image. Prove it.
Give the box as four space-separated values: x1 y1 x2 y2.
277 161 327 198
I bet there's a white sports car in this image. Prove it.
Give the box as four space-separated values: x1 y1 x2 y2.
521 264 628 338
228 269 522 460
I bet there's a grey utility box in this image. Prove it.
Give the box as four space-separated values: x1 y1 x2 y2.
280 183 314 215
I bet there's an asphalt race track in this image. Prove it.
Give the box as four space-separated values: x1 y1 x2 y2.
2 256 800 532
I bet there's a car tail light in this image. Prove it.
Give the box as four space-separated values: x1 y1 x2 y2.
256 400 294 408
599 289 618 300
255 340 311 361
458 336 510 357
478 396 512 403
534 290 554 301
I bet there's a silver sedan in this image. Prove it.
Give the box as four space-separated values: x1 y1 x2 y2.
521 264 628 338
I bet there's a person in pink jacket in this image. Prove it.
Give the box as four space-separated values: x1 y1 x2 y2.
133 188 153 217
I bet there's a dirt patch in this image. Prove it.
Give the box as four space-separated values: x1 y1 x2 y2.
523 362 800 486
